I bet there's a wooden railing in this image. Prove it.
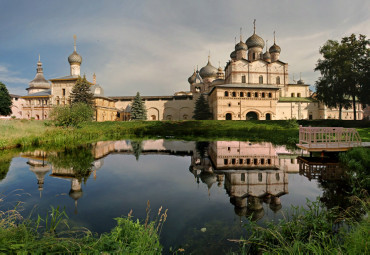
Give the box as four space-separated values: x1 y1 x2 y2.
298 126 362 148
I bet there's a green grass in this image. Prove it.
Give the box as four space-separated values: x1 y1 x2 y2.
1 119 369 150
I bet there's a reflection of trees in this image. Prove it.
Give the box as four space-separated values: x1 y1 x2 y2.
0 150 18 180
48 146 94 183
130 141 142 161
195 141 209 158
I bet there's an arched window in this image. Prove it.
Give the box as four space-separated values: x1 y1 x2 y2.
240 92 244 97
254 92 258 98
266 113 271 120
224 91 229 97
262 92 265 98
297 93 301 97
225 113 232 120
232 92 236 97
247 92 251 97
276 76 280 84
183 114 188 120
268 92 272 98
291 93 295 97
259 75 263 84
258 173 262 182
253 52 257 60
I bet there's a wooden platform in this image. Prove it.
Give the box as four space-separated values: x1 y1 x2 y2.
297 126 365 152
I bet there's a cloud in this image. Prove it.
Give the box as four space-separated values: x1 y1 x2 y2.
0 65 29 84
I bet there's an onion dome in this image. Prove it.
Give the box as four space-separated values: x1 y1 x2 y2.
246 33 265 49
199 59 218 79
68 51 82 64
297 79 304 84
68 35 82 64
29 57 50 89
235 41 247 51
188 70 197 84
230 50 236 59
269 43 281 54
90 84 104 96
263 51 271 62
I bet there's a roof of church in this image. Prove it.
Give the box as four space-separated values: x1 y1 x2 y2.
22 89 51 98
49 75 79 81
208 84 280 95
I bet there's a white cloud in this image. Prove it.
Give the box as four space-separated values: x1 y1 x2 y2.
0 65 29 84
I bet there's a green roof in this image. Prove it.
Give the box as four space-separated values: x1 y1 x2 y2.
278 97 316 102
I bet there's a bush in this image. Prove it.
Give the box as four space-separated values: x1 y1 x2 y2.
49 103 94 127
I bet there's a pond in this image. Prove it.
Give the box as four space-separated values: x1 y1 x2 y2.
0 140 347 254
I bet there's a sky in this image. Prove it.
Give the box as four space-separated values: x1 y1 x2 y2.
0 0 369 96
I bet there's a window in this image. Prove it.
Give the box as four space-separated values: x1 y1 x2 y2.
268 92 272 98
247 158 251 164
224 91 229 97
262 92 265 98
228 103 231 107
239 159 243 164
261 159 265 165
297 93 301 97
291 159 295 164
253 52 257 60
224 159 228 165
309 114 313 120
242 75 246 83
231 159 236 164
228 147 230 151
276 76 280 84
62 89 66 96
183 114 188 120
232 92 236 97
254 158 258 165
258 173 262 182
266 113 271 120
291 93 295 97
259 75 263 84
276 173 280 181
240 92 244 97
247 92 251 97
241 173 245 182
267 159 271 165
254 92 258 98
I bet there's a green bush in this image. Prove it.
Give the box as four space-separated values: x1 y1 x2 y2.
49 103 94 127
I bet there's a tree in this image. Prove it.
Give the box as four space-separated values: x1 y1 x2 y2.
131 92 147 120
193 94 212 120
315 34 370 120
70 75 94 106
0 81 12 116
49 102 94 127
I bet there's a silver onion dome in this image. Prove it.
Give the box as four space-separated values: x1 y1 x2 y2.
230 50 236 59
235 41 247 51
188 70 197 84
68 51 82 64
269 43 281 54
263 51 271 62
199 60 218 79
246 33 265 49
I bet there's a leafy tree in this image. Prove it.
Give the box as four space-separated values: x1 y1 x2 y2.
315 34 370 120
70 75 94 106
131 92 147 120
49 102 94 127
0 81 12 116
193 94 212 120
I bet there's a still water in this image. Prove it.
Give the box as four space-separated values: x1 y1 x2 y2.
0 140 345 254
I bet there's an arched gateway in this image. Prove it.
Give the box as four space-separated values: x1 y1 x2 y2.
246 111 258 120
226 113 232 120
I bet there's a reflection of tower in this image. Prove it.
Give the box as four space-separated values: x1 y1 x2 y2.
28 158 51 198
200 172 217 198
69 178 83 214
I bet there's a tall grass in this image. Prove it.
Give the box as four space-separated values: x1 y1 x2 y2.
0 199 166 254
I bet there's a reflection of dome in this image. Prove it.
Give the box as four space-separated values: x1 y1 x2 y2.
69 189 83 200
247 196 263 211
199 60 218 79
234 206 247 217
246 33 265 49
246 207 265 221
200 172 217 189
28 160 51 196
269 197 282 212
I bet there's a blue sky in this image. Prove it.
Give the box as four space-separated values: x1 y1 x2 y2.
1 0 369 96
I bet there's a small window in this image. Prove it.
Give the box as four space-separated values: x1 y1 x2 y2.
224 91 229 97
276 173 280 181
232 92 236 97
254 92 258 98
247 92 251 97
224 159 228 165
183 114 188 120
268 93 272 98
62 89 66 96
276 76 280 84
261 159 265 165
231 159 236 164
240 92 244 97
239 159 243 164
228 103 231 107
259 75 263 84
291 93 295 97
309 114 313 120
291 158 295 164
297 93 301 97
262 92 265 98
258 173 262 182
267 159 271 165
253 52 257 60
228 147 231 151
241 173 245 182
242 75 246 83
254 158 258 165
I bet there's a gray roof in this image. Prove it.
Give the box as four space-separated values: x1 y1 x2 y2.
49 75 79 81
217 84 280 89
22 89 51 97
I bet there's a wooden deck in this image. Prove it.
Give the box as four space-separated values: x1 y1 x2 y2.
296 126 364 152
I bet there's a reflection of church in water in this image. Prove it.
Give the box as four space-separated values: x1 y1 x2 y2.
23 140 301 219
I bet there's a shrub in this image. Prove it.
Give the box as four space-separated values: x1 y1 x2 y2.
49 103 94 127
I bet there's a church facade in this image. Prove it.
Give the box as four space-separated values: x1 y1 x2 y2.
14 25 363 121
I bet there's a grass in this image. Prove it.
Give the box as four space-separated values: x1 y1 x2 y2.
1 119 369 150
0 200 166 254
240 147 370 254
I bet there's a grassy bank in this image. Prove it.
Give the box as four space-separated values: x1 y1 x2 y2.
1 119 369 150
242 147 370 254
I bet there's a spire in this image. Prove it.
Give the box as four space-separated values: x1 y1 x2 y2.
234 36 236 45
253 19 256 34
274 31 276 44
208 50 211 63
93 73 96 85
38 54 40 62
240 27 243 41
266 40 268 51
36 56 43 73
73 35 77 52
